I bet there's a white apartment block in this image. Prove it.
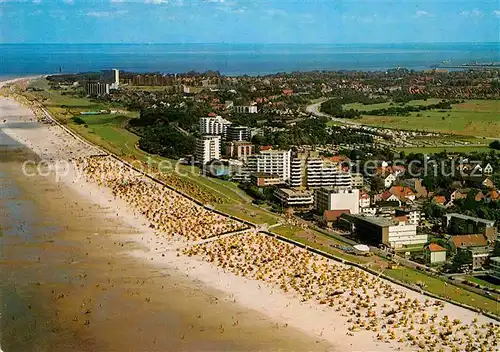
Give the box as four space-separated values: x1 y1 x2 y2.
386 223 426 248
351 173 364 188
199 116 232 136
274 188 314 209
396 209 424 225
290 154 352 189
344 214 427 249
315 187 360 214
247 149 291 182
196 136 221 165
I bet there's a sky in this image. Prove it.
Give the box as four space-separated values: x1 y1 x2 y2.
1 0 499 44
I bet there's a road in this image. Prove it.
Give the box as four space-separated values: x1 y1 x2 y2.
305 99 360 126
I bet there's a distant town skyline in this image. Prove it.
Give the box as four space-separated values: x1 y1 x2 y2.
1 0 499 44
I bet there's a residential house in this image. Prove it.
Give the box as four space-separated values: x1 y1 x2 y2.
485 190 499 203
466 176 495 189
359 191 371 208
384 173 397 188
322 209 351 228
449 189 468 202
474 191 485 202
432 195 447 206
424 243 447 265
389 186 416 202
375 191 401 206
483 163 494 175
402 178 428 198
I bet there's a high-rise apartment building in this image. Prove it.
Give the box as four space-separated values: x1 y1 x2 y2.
199 116 232 137
247 149 291 182
290 151 352 189
226 126 250 141
196 136 221 165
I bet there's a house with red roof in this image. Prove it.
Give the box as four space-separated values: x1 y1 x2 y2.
389 186 416 202
432 195 447 206
424 243 447 264
374 191 401 206
486 190 499 203
322 209 351 227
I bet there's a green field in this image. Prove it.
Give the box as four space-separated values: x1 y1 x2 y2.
397 145 495 154
22 79 284 224
465 276 500 290
386 268 499 315
344 98 443 112
346 99 500 138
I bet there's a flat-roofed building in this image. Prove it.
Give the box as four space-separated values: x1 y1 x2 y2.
86 82 110 96
290 151 352 189
340 214 426 249
225 141 254 161
234 105 258 114
445 213 497 240
351 173 364 188
251 173 283 187
315 187 359 215
490 257 500 280
196 135 221 165
247 149 291 183
199 116 232 136
396 208 424 225
102 69 120 89
226 126 250 141
274 188 314 210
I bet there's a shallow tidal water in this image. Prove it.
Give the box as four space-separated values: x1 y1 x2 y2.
0 145 331 352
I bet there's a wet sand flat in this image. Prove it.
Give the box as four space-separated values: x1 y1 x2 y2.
0 153 332 352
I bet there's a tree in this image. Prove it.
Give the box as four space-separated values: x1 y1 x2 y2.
452 249 472 273
489 140 500 150
370 176 385 193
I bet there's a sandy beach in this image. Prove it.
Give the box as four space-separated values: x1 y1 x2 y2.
1 78 499 351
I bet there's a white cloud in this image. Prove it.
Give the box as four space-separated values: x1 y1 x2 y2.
460 9 483 18
471 9 483 17
87 10 127 17
145 0 168 4
493 10 500 17
33 0 42 4
266 9 287 17
62 0 74 4
415 10 433 18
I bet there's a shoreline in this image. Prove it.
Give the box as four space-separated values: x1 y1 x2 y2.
0 95 335 351
1 80 499 351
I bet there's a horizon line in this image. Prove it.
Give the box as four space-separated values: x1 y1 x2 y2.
1 41 500 45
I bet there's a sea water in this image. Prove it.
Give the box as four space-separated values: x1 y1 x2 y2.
1 42 499 76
